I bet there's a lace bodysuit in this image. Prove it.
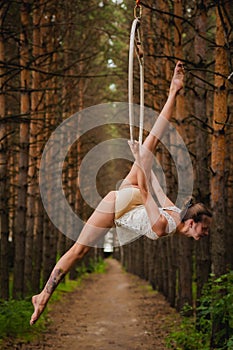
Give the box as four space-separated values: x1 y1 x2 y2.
114 187 181 246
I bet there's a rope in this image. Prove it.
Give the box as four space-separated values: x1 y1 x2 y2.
128 9 144 144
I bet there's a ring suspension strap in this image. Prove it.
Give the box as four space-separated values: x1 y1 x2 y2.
128 1 144 145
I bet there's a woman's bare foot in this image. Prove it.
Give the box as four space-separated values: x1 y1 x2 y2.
30 294 47 325
170 61 185 94
30 267 66 325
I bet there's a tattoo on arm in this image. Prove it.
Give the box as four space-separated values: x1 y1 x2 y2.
45 268 65 294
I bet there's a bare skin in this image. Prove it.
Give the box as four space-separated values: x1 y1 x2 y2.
30 62 186 326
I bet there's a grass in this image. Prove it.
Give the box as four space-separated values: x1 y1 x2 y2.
0 298 46 347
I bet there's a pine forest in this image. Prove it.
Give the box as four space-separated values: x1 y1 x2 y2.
0 0 233 348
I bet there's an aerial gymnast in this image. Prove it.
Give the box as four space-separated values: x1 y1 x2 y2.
30 61 212 325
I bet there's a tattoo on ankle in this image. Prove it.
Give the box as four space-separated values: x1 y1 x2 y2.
46 268 65 294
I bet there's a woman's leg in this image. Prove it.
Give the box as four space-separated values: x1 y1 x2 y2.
30 191 116 325
121 61 184 187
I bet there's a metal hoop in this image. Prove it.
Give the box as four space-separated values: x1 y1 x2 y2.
128 17 144 144
134 4 142 19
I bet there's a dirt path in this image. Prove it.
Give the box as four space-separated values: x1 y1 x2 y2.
20 259 179 349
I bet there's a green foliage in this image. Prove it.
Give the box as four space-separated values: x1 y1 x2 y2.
75 257 106 274
166 271 233 350
86 257 107 274
0 299 45 342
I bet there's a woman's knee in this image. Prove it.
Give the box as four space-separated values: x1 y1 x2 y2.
105 190 116 201
71 243 91 260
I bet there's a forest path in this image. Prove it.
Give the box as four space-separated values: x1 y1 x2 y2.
23 258 179 350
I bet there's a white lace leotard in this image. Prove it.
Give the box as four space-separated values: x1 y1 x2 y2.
114 187 181 246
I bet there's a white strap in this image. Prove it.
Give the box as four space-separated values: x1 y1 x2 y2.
162 206 181 214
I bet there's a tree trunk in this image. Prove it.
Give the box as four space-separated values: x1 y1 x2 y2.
210 3 230 348
193 0 211 301
0 5 10 300
156 239 164 293
32 198 44 293
167 236 177 307
24 0 42 295
41 3 58 285
210 2 228 278
13 1 31 299
226 103 233 269
225 4 233 270
174 0 193 312
31 0 47 293
177 236 193 313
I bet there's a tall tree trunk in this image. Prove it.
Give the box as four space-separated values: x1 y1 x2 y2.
193 0 211 301
62 24 80 280
163 22 178 305
13 1 31 299
0 4 10 300
24 0 42 295
226 101 233 269
31 0 47 293
225 2 233 270
210 2 228 278
174 0 193 312
210 2 229 348
41 3 58 285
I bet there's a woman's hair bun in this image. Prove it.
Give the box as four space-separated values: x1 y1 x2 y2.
180 197 212 223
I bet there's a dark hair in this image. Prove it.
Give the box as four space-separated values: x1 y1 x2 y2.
180 197 212 223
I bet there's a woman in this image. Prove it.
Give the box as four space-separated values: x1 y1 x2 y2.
30 62 212 325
